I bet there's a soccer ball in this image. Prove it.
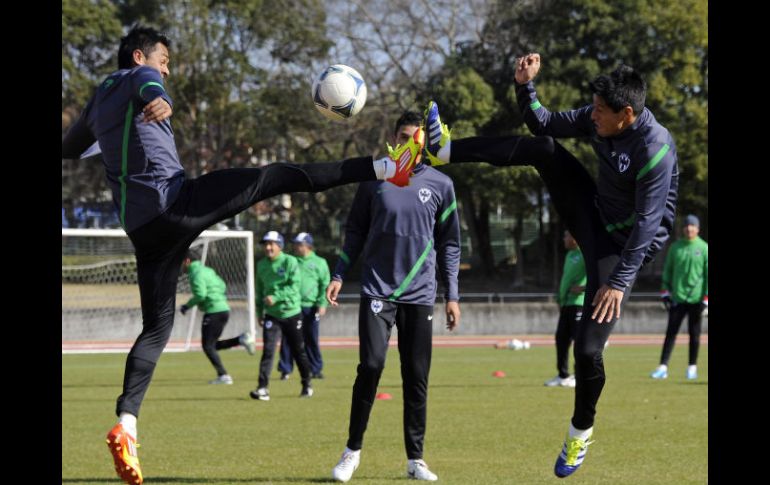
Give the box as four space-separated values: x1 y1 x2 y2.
311 64 367 121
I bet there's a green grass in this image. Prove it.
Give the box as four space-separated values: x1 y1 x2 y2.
62 345 707 484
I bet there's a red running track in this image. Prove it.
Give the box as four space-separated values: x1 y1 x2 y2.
62 334 707 353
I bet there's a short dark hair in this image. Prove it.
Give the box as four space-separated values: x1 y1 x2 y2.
118 26 170 70
589 65 646 115
394 111 422 135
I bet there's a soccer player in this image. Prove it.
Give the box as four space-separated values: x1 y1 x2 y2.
250 231 313 401
328 111 461 482
278 232 330 380
179 251 256 385
422 53 678 478
651 214 708 380
60 26 423 485
543 230 586 388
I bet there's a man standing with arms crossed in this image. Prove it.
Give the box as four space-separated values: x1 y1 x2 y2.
327 111 461 482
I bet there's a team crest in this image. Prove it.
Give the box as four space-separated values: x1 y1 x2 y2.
264 320 273 329
370 299 383 314
418 188 432 204
277 267 285 276
296 320 303 329
617 153 631 173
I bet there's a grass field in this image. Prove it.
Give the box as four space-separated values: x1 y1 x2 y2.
62 345 707 484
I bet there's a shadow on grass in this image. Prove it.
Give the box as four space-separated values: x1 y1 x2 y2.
428 382 543 389
63 396 256 403
62 384 123 389
63 477 336 483
63 379 218 389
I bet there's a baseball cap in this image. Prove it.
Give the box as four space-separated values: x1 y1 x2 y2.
261 230 284 248
292 232 314 246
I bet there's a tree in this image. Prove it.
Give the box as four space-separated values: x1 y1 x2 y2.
62 0 122 112
474 0 708 233
62 0 123 222
61 0 707 283
447 0 708 278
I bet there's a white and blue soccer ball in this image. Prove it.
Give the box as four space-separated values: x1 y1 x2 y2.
311 64 367 121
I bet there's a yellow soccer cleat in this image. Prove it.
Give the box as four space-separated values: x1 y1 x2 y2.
423 101 451 166
386 126 425 187
554 431 594 478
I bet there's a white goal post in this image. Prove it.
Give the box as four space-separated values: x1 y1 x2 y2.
62 228 256 354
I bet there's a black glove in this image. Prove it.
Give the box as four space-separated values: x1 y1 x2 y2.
180 304 189 315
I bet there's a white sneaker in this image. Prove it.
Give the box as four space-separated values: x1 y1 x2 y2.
544 375 575 387
650 365 668 379
686 365 697 380
209 374 233 385
249 387 270 401
300 385 314 398
407 459 438 481
239 332 257 355
561 375 576 387
332 448 360 482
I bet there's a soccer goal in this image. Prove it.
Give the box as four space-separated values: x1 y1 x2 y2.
62 228 256 354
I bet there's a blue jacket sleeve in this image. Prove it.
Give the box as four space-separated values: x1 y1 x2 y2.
433 184 461 301
132 66 173 106
515 81 593 138
332 184 372 281
61 97 96 159
607 143 676 290
642 165 678 265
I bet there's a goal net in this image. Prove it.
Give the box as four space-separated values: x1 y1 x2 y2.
62 229 256 353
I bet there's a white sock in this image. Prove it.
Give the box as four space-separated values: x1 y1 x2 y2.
345 446 361 456
569 423 593 440
657 364 668 371
119 412 137 440
373 157 396 180
687 365 696 372
436 140 451 163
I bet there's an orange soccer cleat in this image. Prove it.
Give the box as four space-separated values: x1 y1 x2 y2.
106 423 143 484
